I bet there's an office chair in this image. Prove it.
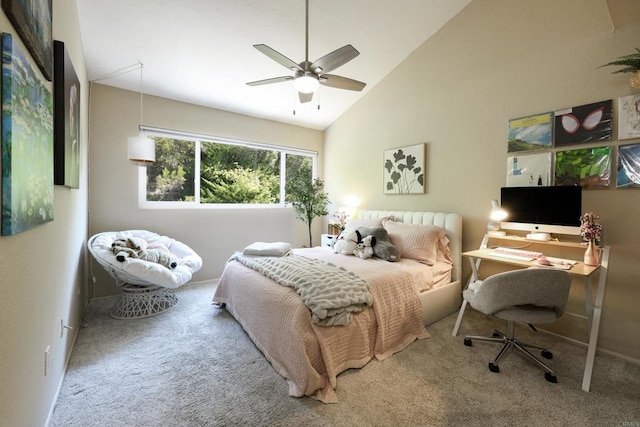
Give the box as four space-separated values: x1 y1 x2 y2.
462 268 571 383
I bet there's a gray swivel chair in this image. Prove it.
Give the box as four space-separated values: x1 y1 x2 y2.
463 268 571 383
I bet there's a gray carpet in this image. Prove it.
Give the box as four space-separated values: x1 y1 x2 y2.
50 281 640 427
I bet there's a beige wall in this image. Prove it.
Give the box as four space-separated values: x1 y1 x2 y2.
88 84 324 296
324 0 640 360
0 0 89 425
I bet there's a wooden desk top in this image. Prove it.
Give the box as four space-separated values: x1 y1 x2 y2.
462 249 600 277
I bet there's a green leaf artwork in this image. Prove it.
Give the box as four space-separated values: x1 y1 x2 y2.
383 144 425 194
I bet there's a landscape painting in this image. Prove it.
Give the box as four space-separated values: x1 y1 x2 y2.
1 32 54 235
508 112 553 153
1 0 53 81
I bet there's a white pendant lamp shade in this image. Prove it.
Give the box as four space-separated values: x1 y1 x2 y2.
294 74 319 93
128 136 155 163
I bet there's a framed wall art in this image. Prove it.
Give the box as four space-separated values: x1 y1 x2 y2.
618 94 640 140
383 143 425 194
53 40 80 188
507 112 553 153
554 100 612 147
506 152 551 187
1 0 53 81
617 143 640 188
1 32 54 235
554 146 611 189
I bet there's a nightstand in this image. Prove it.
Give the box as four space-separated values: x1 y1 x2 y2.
320 234 336 248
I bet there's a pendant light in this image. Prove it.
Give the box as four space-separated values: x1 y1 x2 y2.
127 62 155 164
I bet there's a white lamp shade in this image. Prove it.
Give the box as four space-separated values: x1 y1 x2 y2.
127 136 155 163
490 199 507 221
294 74 319 93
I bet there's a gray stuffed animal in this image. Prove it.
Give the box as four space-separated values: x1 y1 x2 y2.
356 226 401 262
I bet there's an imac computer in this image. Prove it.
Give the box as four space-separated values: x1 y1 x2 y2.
499 186 582 239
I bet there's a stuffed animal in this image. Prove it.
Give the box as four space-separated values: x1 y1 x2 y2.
112 237 148 262
139 248 178 269
333 229 361 256
111 237 177 269
356 226 401 262
353 235 376 259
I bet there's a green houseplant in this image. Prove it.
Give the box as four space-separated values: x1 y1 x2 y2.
287 178 330 247
600 48 640 88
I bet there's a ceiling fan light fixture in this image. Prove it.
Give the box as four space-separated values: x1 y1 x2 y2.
294 74 319 93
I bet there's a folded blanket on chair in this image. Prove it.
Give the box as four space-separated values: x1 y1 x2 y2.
242 241 292 257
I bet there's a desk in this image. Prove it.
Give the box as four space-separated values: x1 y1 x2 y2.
451 234 610 392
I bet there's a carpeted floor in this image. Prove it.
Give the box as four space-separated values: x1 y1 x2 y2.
50 281 640 426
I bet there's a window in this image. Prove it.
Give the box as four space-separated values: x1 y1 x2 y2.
139 128 317 208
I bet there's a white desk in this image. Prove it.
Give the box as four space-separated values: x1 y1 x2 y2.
452 234 610 392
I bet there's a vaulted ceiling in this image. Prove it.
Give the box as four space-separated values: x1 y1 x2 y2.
77 0 471 130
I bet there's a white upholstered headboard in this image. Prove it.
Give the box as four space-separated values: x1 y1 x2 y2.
357 210 463 283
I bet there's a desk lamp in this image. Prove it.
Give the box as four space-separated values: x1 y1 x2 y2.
487 199 507 236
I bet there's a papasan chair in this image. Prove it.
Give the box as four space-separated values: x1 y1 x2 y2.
88 230 203 319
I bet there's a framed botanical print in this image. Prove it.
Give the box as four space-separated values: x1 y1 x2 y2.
383 143 425 194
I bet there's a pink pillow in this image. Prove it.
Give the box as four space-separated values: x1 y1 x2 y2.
382 220 451 265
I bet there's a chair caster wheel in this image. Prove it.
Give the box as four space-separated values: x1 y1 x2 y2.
488 363 500 373
541 350 553 359
464 338 472 347
545 372 558 383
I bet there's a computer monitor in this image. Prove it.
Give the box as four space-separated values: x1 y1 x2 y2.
500 186 582 236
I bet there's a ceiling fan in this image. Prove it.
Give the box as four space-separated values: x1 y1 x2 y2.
246 0 366 104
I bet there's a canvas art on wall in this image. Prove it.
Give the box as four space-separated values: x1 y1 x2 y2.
53 40 80 188
506 152 551 187
554 146 611 189
507 112 553 153
554 100 612 147
1 0 53 81
618 94 640 141
383 143 425 194
617 143 640 188
1 32 54 235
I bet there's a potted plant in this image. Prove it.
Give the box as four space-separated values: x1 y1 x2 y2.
287 178 329 247
600 48 640 88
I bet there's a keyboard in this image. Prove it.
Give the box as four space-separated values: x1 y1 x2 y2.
491 247 543 261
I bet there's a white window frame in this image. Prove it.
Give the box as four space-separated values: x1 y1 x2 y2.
137 126 319 209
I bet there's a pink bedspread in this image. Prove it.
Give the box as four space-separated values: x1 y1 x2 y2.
212 247 430 403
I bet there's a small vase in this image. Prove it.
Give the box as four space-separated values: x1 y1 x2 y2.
584 240 600 266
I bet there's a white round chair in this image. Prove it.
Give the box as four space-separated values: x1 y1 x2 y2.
88 230 203 319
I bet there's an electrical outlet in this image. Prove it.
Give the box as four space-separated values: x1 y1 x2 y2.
44 346 50 376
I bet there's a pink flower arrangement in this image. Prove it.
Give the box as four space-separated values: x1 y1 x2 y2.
330 210 349 229
580 212 603 243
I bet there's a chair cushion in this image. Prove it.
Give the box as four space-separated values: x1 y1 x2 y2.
494 305 560 324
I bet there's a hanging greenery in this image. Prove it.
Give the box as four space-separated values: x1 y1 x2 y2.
600 48 640 88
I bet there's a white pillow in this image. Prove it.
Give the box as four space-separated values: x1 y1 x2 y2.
382 220 451 265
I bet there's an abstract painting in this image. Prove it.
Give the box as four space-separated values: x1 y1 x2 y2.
53 40 80 188
617 143 640 188
508 112 553 153
1 32 54 235
383 143 425 194
554 100 612 147
1 0 53 81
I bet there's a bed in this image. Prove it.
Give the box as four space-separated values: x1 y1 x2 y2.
212 210 462 402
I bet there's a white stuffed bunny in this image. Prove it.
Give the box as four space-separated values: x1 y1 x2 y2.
353 235 376 259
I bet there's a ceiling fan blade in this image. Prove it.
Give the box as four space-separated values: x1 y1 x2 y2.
310 45 360 74
253 44 303 71
246 76 294 86
320 74 366 91
298 92 314 103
